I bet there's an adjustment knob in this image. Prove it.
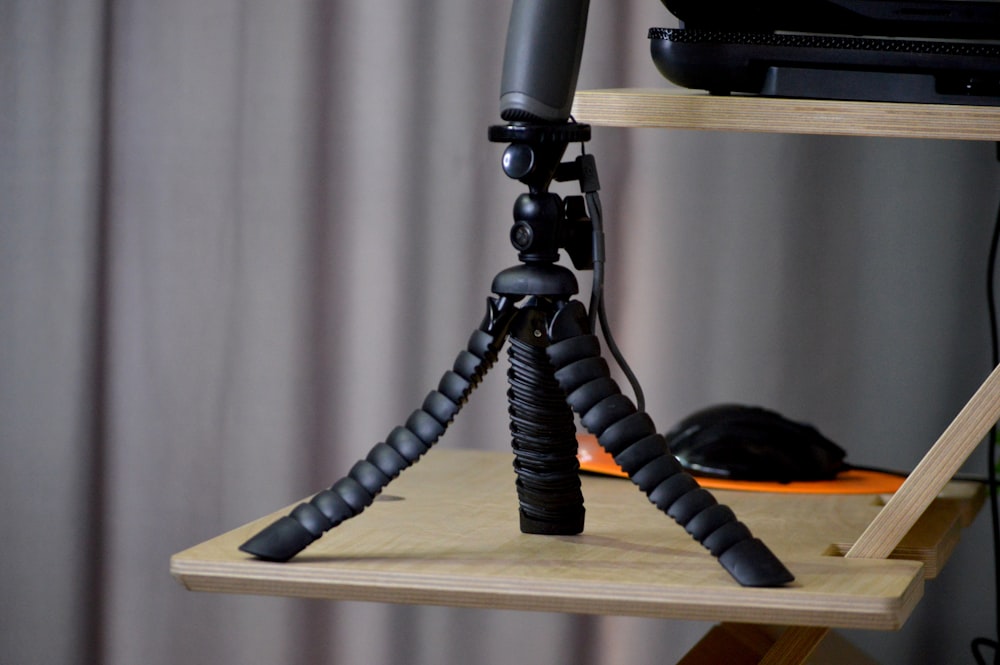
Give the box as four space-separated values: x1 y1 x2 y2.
511 221 534 251
502 144 535 179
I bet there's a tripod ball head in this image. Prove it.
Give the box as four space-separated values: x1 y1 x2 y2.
511 193 562 263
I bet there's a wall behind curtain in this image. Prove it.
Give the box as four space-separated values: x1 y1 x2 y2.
2 1 998 664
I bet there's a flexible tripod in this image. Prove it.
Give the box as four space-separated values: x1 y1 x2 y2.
240 122 794 588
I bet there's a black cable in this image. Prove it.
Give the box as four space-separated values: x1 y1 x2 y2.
577 144 646 413
972 165 1000 665
586 189 604 334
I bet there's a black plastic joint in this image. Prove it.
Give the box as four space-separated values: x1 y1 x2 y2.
546 300 590 342
480 295 517 337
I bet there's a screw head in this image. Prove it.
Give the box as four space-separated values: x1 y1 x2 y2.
511 222 533 250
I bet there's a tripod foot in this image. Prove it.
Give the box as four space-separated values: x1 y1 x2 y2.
718 538 797 588
240 516 320 562
546 301 794 587
239 298 517 562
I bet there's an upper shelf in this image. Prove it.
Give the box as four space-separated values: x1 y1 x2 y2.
571 88 1000 141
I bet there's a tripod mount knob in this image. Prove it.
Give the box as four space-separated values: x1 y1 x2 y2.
502 144 536 180
490 123 591 192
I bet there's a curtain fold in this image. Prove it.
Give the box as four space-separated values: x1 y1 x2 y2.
3 1 998 664
1 2 109 663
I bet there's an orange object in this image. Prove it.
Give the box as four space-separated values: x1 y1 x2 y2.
576 433 905 495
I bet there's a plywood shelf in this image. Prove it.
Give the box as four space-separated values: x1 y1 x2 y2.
171 449 983 631
571 88 1000 141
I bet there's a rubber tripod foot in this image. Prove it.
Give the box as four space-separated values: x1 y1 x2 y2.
718 538 795 587
238 516 316 562
519 509 585 535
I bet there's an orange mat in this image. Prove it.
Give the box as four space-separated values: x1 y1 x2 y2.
576 433 905 495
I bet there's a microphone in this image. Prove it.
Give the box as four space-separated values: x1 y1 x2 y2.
499 0 590 123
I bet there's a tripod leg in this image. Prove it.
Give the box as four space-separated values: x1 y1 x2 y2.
506 307 585 535
239 296 517 561
546 300 794 588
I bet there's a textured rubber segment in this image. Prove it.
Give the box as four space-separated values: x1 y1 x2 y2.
290 502 332 536
366 442 409 479
599 411 658 456
331 477 374 513
544 299 794 588
614 434 670 476
553 357 611 394
348 460 391 495
581 394 637 437
238 316 508 563
438 371 472 404
422 391 461 426
386 426 430 462
546 334 602 367
311 489 355 525
406 409 446 445
565 377 620 414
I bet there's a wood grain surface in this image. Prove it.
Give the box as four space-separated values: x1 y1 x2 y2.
571 89 1000 141
173 449 981 630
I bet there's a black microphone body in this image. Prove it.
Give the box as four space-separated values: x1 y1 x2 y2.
500 0 590 123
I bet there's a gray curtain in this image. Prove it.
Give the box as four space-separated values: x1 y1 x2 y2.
3 1 997 663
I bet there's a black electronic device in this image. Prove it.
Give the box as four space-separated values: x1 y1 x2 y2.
650 0 1000 105
239 0 794 589
665 404 847 483
661 0 1000 40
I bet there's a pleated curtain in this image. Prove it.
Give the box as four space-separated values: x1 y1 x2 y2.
2 1 998 663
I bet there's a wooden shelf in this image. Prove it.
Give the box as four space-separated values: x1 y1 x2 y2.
171 449 983 631
571 89 1000 141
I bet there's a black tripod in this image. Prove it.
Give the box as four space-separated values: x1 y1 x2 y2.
240 122 794 588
